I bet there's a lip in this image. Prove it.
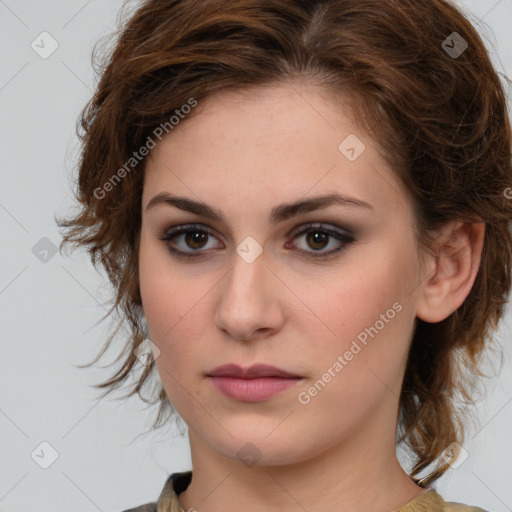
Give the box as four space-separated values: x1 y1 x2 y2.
206 363 302 379
206 364 304 402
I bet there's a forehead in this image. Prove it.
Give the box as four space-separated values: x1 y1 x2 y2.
142 81 407 220
168 81 360 145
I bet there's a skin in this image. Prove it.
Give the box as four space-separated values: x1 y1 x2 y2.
138 80 484 512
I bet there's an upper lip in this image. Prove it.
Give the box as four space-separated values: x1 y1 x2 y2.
206 363 302 379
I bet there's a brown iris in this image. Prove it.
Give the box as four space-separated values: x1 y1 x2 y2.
185 231 208 249
306 231 329 250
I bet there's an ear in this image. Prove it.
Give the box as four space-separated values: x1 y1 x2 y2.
416 220 485 323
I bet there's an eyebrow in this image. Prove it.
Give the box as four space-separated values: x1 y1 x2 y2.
144 192 374 224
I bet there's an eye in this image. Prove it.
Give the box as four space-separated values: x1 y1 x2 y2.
286 223 355 258
157 222 355 260
157 223 223 258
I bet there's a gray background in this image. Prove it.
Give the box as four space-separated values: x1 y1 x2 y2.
1 1 511 511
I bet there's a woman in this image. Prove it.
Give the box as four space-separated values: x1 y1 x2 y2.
57 0 512 510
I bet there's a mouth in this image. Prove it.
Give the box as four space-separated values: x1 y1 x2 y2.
206 363 304 402
207 375 303 402
206 363 302 379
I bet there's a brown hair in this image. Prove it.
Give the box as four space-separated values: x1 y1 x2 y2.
56 0 512 485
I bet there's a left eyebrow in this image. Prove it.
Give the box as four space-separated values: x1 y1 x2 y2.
144 192 374 226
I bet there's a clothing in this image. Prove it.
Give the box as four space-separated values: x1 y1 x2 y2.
122 471 488 512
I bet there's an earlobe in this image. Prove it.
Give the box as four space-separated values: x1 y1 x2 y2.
416 220 485 324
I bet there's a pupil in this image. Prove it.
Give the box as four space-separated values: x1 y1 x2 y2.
308 231 328 250
186 231 207 249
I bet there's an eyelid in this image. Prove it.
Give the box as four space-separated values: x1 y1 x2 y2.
163 223 221 239
288 222 353 239
158 223 224 246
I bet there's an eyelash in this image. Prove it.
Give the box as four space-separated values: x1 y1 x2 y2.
157 223 355 260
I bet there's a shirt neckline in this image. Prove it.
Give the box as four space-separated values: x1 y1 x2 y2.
157 471 444 512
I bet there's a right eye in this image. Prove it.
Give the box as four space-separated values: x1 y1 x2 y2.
157 223 224 258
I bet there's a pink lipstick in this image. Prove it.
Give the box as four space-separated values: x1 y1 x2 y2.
206 363 303 402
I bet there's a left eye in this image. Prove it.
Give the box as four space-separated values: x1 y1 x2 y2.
287 223 355 257
158 223 355 259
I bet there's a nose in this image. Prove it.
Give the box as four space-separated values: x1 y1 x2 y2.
214 246 285 341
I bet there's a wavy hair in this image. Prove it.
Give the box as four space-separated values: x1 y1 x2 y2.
56 0 512 485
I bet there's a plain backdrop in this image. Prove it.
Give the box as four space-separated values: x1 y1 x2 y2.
1 1 511 511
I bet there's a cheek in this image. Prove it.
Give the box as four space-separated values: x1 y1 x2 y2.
138 234 217 378
139 234 193 351
139 239 173 338
303 249 413 337
139 266 204 409
291 268 414 427
140 272 203 355
292 240 417 386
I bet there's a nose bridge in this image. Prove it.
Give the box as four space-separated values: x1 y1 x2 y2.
224 241 267 306
215 241 281 339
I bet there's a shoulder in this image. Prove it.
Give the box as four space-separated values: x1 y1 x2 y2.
397 489 489 512
120 502 156 512
444 501 488 512
118 471 189 512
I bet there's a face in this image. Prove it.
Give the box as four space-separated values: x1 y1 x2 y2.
139 81 425 467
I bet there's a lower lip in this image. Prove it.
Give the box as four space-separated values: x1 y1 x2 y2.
208 376 303 402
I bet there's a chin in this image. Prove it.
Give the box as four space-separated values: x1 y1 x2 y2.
203 429 314 468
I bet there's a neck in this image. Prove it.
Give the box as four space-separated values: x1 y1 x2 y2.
177 403 425 512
